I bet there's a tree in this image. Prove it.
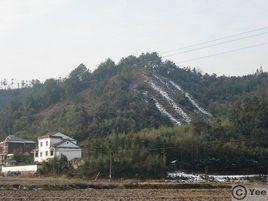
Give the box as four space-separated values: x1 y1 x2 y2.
64 64 91 96
38 155 72 175
43 79 63 105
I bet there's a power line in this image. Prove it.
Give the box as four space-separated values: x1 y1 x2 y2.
163 32 268 57
81 136 266 153
174 42 268 64
161 26 268 54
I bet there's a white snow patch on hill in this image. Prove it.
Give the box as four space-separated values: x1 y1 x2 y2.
150 81 191 123
153 75 167 86
153 98 181 125
185 93 212 117
169 81 184 92
169 80 212 117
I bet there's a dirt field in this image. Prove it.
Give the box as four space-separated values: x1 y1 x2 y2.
0 189 231 201
0 177 230 189
0 177 232 200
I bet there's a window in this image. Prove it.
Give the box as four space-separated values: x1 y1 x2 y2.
50 150 54 156
40 142 43 147
46 141 48 146
45 151 48 156
35 151 38 157
40 152 43 157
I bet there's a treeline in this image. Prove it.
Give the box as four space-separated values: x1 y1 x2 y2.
0 52 267 161
79 96 268 178
0 56 172 140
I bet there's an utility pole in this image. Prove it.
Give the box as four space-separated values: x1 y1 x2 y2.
109 150 112 182
191 141 194 172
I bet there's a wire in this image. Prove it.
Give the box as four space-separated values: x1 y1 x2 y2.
173 42 268 64
161 26 268 54
164 32 268 57
81 136 266 153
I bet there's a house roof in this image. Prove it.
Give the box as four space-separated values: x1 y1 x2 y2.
38 132 76 141
51 139 80 149
1 135 35 144
38 131 62 139
51 140 68 148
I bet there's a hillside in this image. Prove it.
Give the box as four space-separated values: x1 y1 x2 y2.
0 53 267 142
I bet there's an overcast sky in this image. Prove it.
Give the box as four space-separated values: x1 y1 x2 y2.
0 0 267 82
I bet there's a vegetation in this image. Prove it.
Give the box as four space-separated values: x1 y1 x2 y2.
13 151 33 165
80 101 268 178
37 155 74 176
0 52 267 178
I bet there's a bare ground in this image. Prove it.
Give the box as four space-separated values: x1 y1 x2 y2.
0 177 232 200
0 189 231 201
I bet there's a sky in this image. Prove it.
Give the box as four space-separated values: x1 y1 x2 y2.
0 0 267 82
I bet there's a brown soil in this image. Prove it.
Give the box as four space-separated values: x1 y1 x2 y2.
0 177 232 200
0 189 231 201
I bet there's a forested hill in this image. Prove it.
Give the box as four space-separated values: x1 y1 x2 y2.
0 52 267 142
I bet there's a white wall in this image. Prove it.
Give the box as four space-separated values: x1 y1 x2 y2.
1 165 39 174
34 138 51 162
34 137 63 162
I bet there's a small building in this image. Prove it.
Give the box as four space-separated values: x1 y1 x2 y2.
34 131 81 163
0 135 36 165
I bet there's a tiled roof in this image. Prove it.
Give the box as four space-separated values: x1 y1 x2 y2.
38 131 61 139
51 140 67 148
2 135 35 144
51 140 79 149
38 132 75 141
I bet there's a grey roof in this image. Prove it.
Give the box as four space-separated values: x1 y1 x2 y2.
38 131 75 141
51 139 79 149
38 131 61 139
2 135 35 144
51 140 67 148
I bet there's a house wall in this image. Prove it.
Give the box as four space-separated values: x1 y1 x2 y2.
0 142 35 154
35 138 58 162
34 148 55 163
0 143 6 153
0 142 35 165
37 138 49 161
8 142 35 154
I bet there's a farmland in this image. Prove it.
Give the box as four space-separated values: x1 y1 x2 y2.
0 189 230 201
0 177 232 200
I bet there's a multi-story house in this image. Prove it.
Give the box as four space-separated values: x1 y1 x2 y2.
34 131 81 163
0 135 36 165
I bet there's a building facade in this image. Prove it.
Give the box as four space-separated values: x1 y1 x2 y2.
0 135 36 165
34 132 81 163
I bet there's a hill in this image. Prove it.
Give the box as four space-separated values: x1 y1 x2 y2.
0 53 267 142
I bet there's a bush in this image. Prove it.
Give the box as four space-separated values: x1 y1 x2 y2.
37 155 75 176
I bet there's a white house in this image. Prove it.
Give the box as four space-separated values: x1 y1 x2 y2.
34 131 81 163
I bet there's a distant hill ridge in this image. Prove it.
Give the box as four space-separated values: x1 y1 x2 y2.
0 52 267 141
